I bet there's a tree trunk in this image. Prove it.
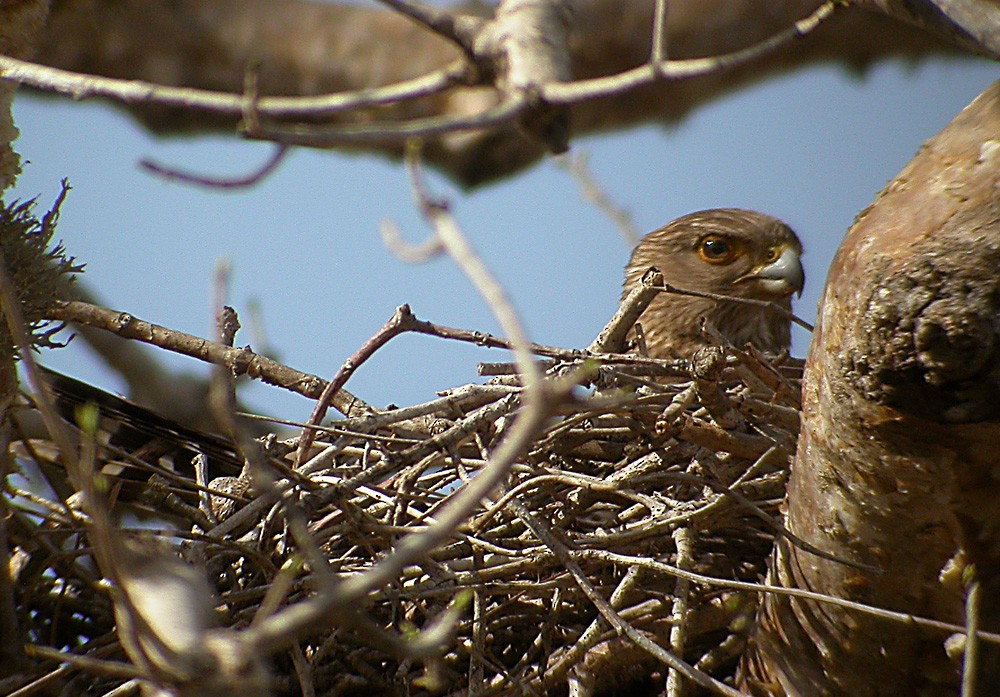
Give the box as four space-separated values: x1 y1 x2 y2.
743 78 1000 696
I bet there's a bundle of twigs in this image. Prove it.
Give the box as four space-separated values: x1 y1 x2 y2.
7 309 801 697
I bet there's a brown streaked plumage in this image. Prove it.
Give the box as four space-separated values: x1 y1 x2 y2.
622 208 804 358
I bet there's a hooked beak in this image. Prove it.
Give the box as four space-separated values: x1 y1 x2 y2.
739 246 804 298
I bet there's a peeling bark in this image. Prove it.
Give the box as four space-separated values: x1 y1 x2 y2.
743 80 1000 696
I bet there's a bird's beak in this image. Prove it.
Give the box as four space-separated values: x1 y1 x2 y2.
740 246 804 298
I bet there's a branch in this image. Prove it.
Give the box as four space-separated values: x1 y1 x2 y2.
28 0 971 185
46 300 373 417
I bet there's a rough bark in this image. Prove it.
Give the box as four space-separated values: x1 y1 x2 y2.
33 0 967 186
743 79 1000 696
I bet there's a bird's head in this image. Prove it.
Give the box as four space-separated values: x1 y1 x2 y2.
628 209 804 302
622 208 804 357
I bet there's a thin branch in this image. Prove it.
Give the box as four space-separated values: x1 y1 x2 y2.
556 152 640 247
574 550 1000 646
380 219 444 263
139 144 289 189
651 0 669 66
530 560 643 692
402 144 541 387
373 0 482 52
543 2 839 104
46 300 373 417
0 54 468 118
653 278 815 333
962 579 982 697
293 304 416 469
246 96 528 146
0 2 838 146
666 526 693 697
588 268 663 353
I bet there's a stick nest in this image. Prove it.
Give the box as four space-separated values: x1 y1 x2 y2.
9 346 801 697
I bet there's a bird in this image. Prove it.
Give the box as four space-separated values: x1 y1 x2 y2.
622 208 804 359
16 366 246 518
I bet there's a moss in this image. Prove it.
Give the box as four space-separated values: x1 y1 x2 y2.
0 180 83 355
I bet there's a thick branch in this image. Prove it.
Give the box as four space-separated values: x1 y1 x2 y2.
743 79 1000 696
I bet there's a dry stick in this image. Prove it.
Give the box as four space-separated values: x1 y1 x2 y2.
0 54 468 119
651 0 670 66
545 1 838 103
656 280 814 334
380 220 444 263
504 496 743 697
588 267 664 354
19 646 140 681
575 549 1000 647
666 526 693 697
47 300 373 417
293 304 415 469
962 579 982 697
251 96 530 146
249 152 564 657
401 142 540 386
373 0 482 50
540 565 643 692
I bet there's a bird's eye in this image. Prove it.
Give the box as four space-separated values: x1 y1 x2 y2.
764 247 780 263
697 236 738 264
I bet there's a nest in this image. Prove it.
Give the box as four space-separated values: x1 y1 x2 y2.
7 336 801 697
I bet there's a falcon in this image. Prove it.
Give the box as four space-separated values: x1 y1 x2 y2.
622 208 804 358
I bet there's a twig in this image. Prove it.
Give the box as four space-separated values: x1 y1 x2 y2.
962 579 981 697
380 220 444 263
47 300 373 417
653 278 814 333
666 526 693 697
293 304 416 469
536 566 644 692
544 2 838 104
555 152 639 247
21 645 140 680
0 3 839 145
651 0 669 66
587 268 663 353
140 145 289 189
575 549 1000 646
373 0 482 52
0 55 468 119
247 95 528 146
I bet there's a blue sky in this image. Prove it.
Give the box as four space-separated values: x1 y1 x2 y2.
10 54 998 422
